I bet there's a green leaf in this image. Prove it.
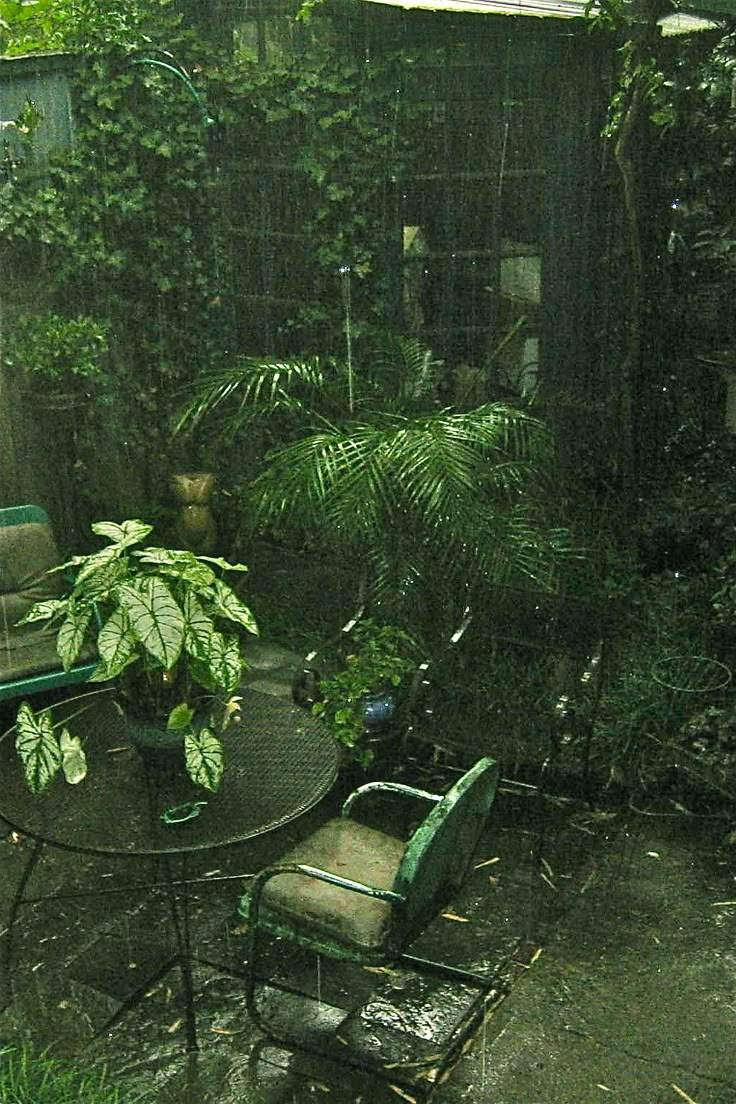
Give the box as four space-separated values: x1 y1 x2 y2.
91 519 153 546
14 597 68 626
184 728 224 792
198 631 243 694
60 728 87 785
15 702 61 793
182 591 215 660
211 580 259 635
167 702 195 731
188 657 217 692
56 600 93 670
117 577 185 667
198 555 249 573
95 607 138 677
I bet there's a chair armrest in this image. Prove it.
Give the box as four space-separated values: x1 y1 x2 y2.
401 604 473 742
246 862 405 926
552 639 606 735
291 580 368 706
341 781 442 818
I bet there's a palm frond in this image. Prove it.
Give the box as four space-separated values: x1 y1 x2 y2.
250 427 386 541
363 336 443 412
173 357 326 440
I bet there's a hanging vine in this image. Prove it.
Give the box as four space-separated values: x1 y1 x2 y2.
588 0 676 497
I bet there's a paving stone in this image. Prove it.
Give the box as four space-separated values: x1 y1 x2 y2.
241 639 301 672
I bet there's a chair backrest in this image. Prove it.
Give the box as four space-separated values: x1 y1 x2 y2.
391 757 499 946
0 505 97 700
405 585 615 767
0 505 64 629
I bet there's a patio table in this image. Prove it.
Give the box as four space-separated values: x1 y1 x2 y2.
0 685 339 1050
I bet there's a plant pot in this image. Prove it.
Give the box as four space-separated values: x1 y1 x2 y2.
170 472 217 553
362 690 397 731
170 472 216 506
124 710 188 773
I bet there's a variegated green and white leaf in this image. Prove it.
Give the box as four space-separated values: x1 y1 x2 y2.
95 607 138 676
134 549 217 592
184 728 224 792
46 553 88 575
198 555 249 574
207 631 243 694
91 519 153 547
183 591 215 661
77 556 128 601
56 600 93 671
116 577 185 668
14 597 68 627
74 544 123 587
211 580 259 636
60 728 87 785
87 652 138 682
15 702 61 794
131 547 180 567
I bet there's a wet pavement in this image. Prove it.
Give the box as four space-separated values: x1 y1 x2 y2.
0 646 734 1102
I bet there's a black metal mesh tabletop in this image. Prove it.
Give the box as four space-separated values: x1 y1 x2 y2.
0 688 339 856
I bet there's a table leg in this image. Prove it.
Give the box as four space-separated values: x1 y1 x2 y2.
161 852 198 1054
1 837 44 1006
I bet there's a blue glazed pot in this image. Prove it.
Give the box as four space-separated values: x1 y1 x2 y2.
362 691 396 731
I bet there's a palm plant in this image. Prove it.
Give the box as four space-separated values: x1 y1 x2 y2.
175 336 579 622
249 404 573 607
173 337 441 443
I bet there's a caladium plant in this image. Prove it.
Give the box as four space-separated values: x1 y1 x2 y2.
15 518 258 794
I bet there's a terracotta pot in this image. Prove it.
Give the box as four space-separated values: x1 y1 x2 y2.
170 471 216 506
170 472 217 553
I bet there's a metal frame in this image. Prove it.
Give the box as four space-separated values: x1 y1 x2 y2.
241 761 505 1098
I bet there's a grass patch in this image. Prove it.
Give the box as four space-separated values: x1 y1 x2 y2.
0 1046 128 1103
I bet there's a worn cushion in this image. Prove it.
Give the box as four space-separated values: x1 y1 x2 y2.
0 521 93 681
255 818 406 952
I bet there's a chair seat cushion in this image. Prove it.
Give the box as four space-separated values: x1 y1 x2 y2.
244 818 406 953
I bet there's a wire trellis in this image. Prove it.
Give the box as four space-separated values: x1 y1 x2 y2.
651 654 732 695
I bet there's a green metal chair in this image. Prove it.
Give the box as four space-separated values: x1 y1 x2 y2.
0 505 97 703
239 757 502 1095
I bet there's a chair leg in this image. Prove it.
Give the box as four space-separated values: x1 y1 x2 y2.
398 951 507 1085
245 930 504 1099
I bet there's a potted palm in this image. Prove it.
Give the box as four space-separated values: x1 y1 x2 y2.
14 518 258 794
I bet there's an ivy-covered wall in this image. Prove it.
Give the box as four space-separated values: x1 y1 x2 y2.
0 0 615 543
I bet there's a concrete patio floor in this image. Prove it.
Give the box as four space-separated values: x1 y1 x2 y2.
0 643 734 1103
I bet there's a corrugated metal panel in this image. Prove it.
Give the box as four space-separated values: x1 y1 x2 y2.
0 53 74 167
361 0 588 16
361 0 734 16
